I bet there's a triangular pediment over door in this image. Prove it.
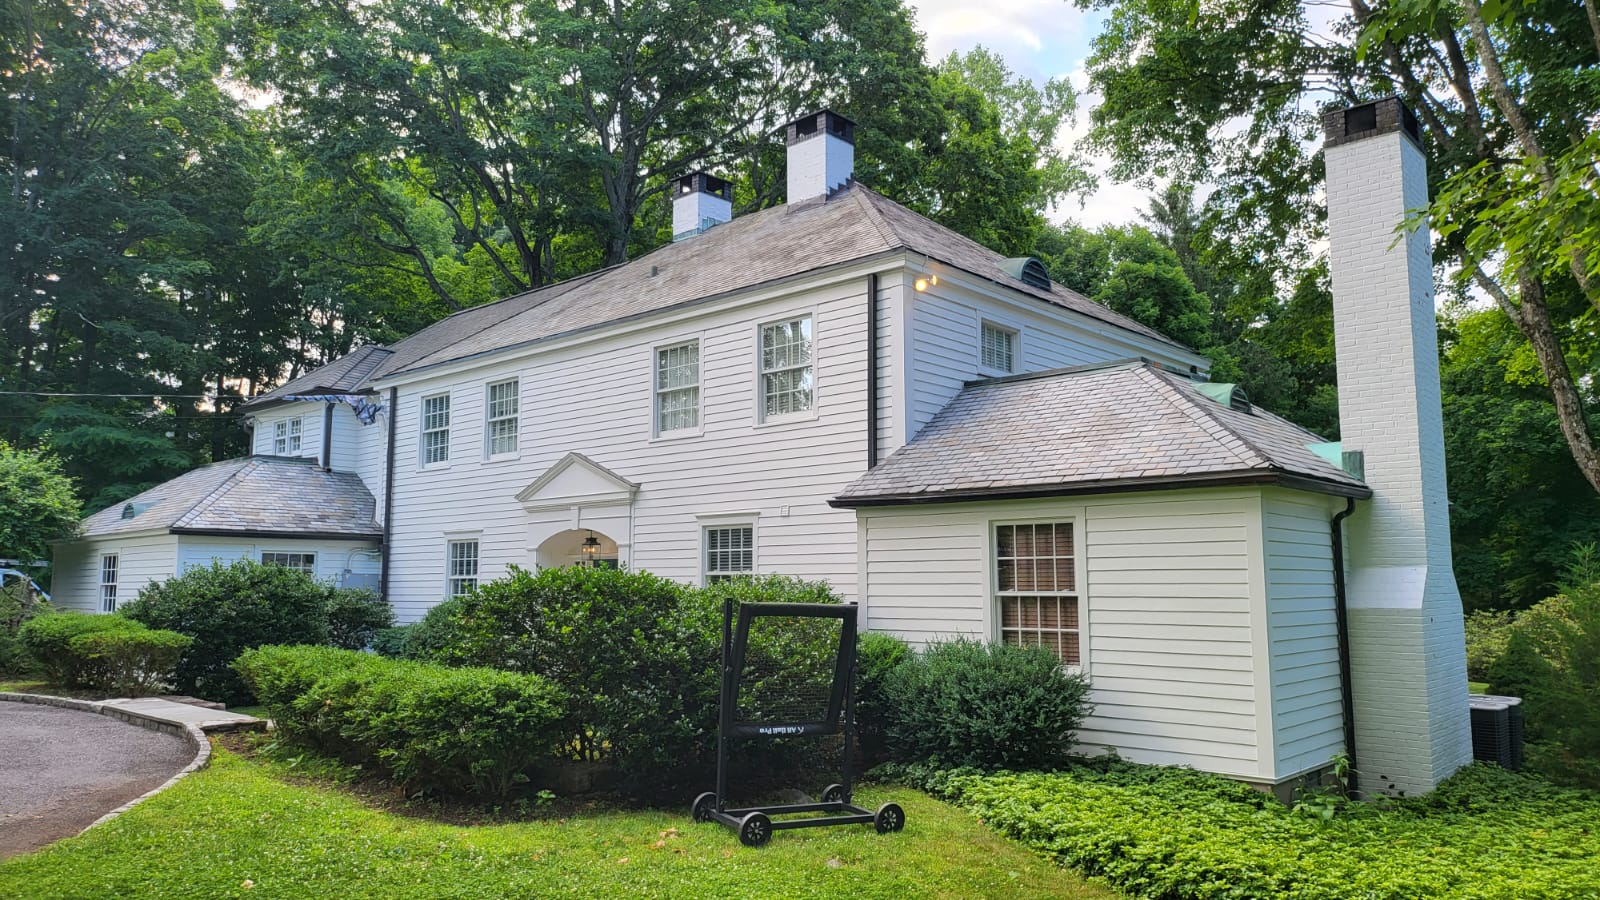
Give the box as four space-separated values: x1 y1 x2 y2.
516 452 637 569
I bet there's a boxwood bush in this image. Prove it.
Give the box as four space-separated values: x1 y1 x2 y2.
235 645 565 798
67 628 192 695
883 638 1091 769
19 612 144 685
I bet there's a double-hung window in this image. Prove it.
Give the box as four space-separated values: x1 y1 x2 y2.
485 380 519 457
421 394 451 465
995 522 1081 667
980 322 1017 373
759 316 814 419
655 340 700 435
703 526 754 583
261 552 317 576
100 554 119 612
447 540 480 597
273 417 303 454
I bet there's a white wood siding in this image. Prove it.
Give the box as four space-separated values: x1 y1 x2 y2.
328 404 388 511
47 533 177 612
380 270 879 623
251 402 325 461
176 536 382 589
858 489 1271 781
1263 489 1345 778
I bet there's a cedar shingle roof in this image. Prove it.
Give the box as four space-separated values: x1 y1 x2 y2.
831 360 1370 506
78 457 382 540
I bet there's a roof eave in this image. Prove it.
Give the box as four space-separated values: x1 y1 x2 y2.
829 469 1372 509
169 527 384 542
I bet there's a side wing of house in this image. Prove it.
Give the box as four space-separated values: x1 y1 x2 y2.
48 533 177 613
175 536 381 590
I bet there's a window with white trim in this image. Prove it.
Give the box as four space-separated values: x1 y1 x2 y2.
485 379 519 457
447 540 479 597
261 552 317 576
995 522 1080 666
704 526 754 583
654 340 700 434
100 554 119 612
980 322 1017 373
759 316 814 419
421 393 451 465
273 417 303 454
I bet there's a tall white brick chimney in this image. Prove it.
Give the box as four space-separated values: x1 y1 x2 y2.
785 110 855 202
671 171 732 241
1323 98 1472 796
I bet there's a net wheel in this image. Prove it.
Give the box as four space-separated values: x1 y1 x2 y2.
738 812 772 847
873 802 905 834
691 792 717 823
821 783 845 804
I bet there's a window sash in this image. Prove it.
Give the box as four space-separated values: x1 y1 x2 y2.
261 552 317 575
273 417 302 454
486 380 519 456
704 526 753 583
100 555 118 612
759 318 814 418
655 341 700 433
994 522 1079 666
421 395 450 464
981 323 1016 373
447 540 479 596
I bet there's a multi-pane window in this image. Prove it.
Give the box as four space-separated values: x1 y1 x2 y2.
655 341 700 434
421 394 451 465
261 552 317 576
99 554 119 612
995 522 1080 666
447 540 480 597
273 417 303 454
981 322 1016 373
759 317 814 419
485 380 519 457
704 526 754 583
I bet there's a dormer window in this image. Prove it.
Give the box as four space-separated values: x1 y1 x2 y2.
273 417 302 454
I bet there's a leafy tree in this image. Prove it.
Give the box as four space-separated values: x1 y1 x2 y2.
0 441 81 567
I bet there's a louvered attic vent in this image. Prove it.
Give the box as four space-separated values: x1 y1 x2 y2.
1001 256 1052 290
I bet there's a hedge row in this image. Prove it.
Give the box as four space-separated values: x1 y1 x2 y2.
235 645 564 798
18 613 190 694
890 761 1600 900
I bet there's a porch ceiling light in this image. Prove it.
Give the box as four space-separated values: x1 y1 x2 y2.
581 531 602 560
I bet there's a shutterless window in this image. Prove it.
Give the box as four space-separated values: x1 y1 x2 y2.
447 540 480 597
273 417 303 454
421 394 451 465
100 554 118 612
485 379 519 457
981 322 1016 373
655 340 700 434
995 522 1080 666
261 552 316 576
759 316 814 418
704 526 754 583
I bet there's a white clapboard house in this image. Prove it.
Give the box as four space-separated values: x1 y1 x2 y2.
51 102 1472 797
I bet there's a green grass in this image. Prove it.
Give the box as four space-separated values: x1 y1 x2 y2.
1469 680 1491 693
0 746 1118 900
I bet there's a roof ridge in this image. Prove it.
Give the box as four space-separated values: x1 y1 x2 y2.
1143 367 1272 470
849 185 902 250
172 457 261 530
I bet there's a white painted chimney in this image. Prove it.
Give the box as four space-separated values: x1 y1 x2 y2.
671 172 733 241
1323 97 1472 796
785 109 855 203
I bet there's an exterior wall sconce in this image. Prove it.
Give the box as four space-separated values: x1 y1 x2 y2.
580 531 602 564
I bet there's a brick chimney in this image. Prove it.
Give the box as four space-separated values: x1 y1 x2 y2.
785 110 855 202
671 172 732 241
1322 97 1472 796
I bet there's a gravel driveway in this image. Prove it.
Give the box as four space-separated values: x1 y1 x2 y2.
0 700 193 860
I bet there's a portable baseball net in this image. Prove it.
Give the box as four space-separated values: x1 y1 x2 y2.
690 598 905 847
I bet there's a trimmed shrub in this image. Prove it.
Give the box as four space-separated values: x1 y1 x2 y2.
395 596 470 662
368 625 413 658
324 589 394 650
883 638 1091 770
67 628 191 695
120 560 334 704
234 645 565 798
19 613 145 686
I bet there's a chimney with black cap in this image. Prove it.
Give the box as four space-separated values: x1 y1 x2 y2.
671 171 733 241
785 110 855 202
1322 96 1472 796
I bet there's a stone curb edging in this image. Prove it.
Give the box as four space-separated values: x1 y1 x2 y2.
0 691 210 834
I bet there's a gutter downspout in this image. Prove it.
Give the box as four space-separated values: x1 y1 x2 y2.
378 387 397 603
321 403 334 470
866 273 880 470
1330 497 1359 796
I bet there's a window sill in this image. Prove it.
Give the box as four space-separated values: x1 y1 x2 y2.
753 410 820 429
650 427 704 444
483 452 522 464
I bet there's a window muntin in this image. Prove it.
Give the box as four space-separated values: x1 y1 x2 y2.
421 394 451 465
981 322 1017 373
994 522 1080 666
759 317 814 419
704 526 754 583
273 417 303 455
485 380 519 457
261 551 317 576
655 341 700 434
100 554 119 612
447 540 480 597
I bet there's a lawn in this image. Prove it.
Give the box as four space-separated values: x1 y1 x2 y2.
0 745 1118 900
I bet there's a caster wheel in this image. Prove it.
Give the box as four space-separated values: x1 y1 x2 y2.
738 812 772 847
873 802 905 834
821 783 845 804
691 791 717 823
